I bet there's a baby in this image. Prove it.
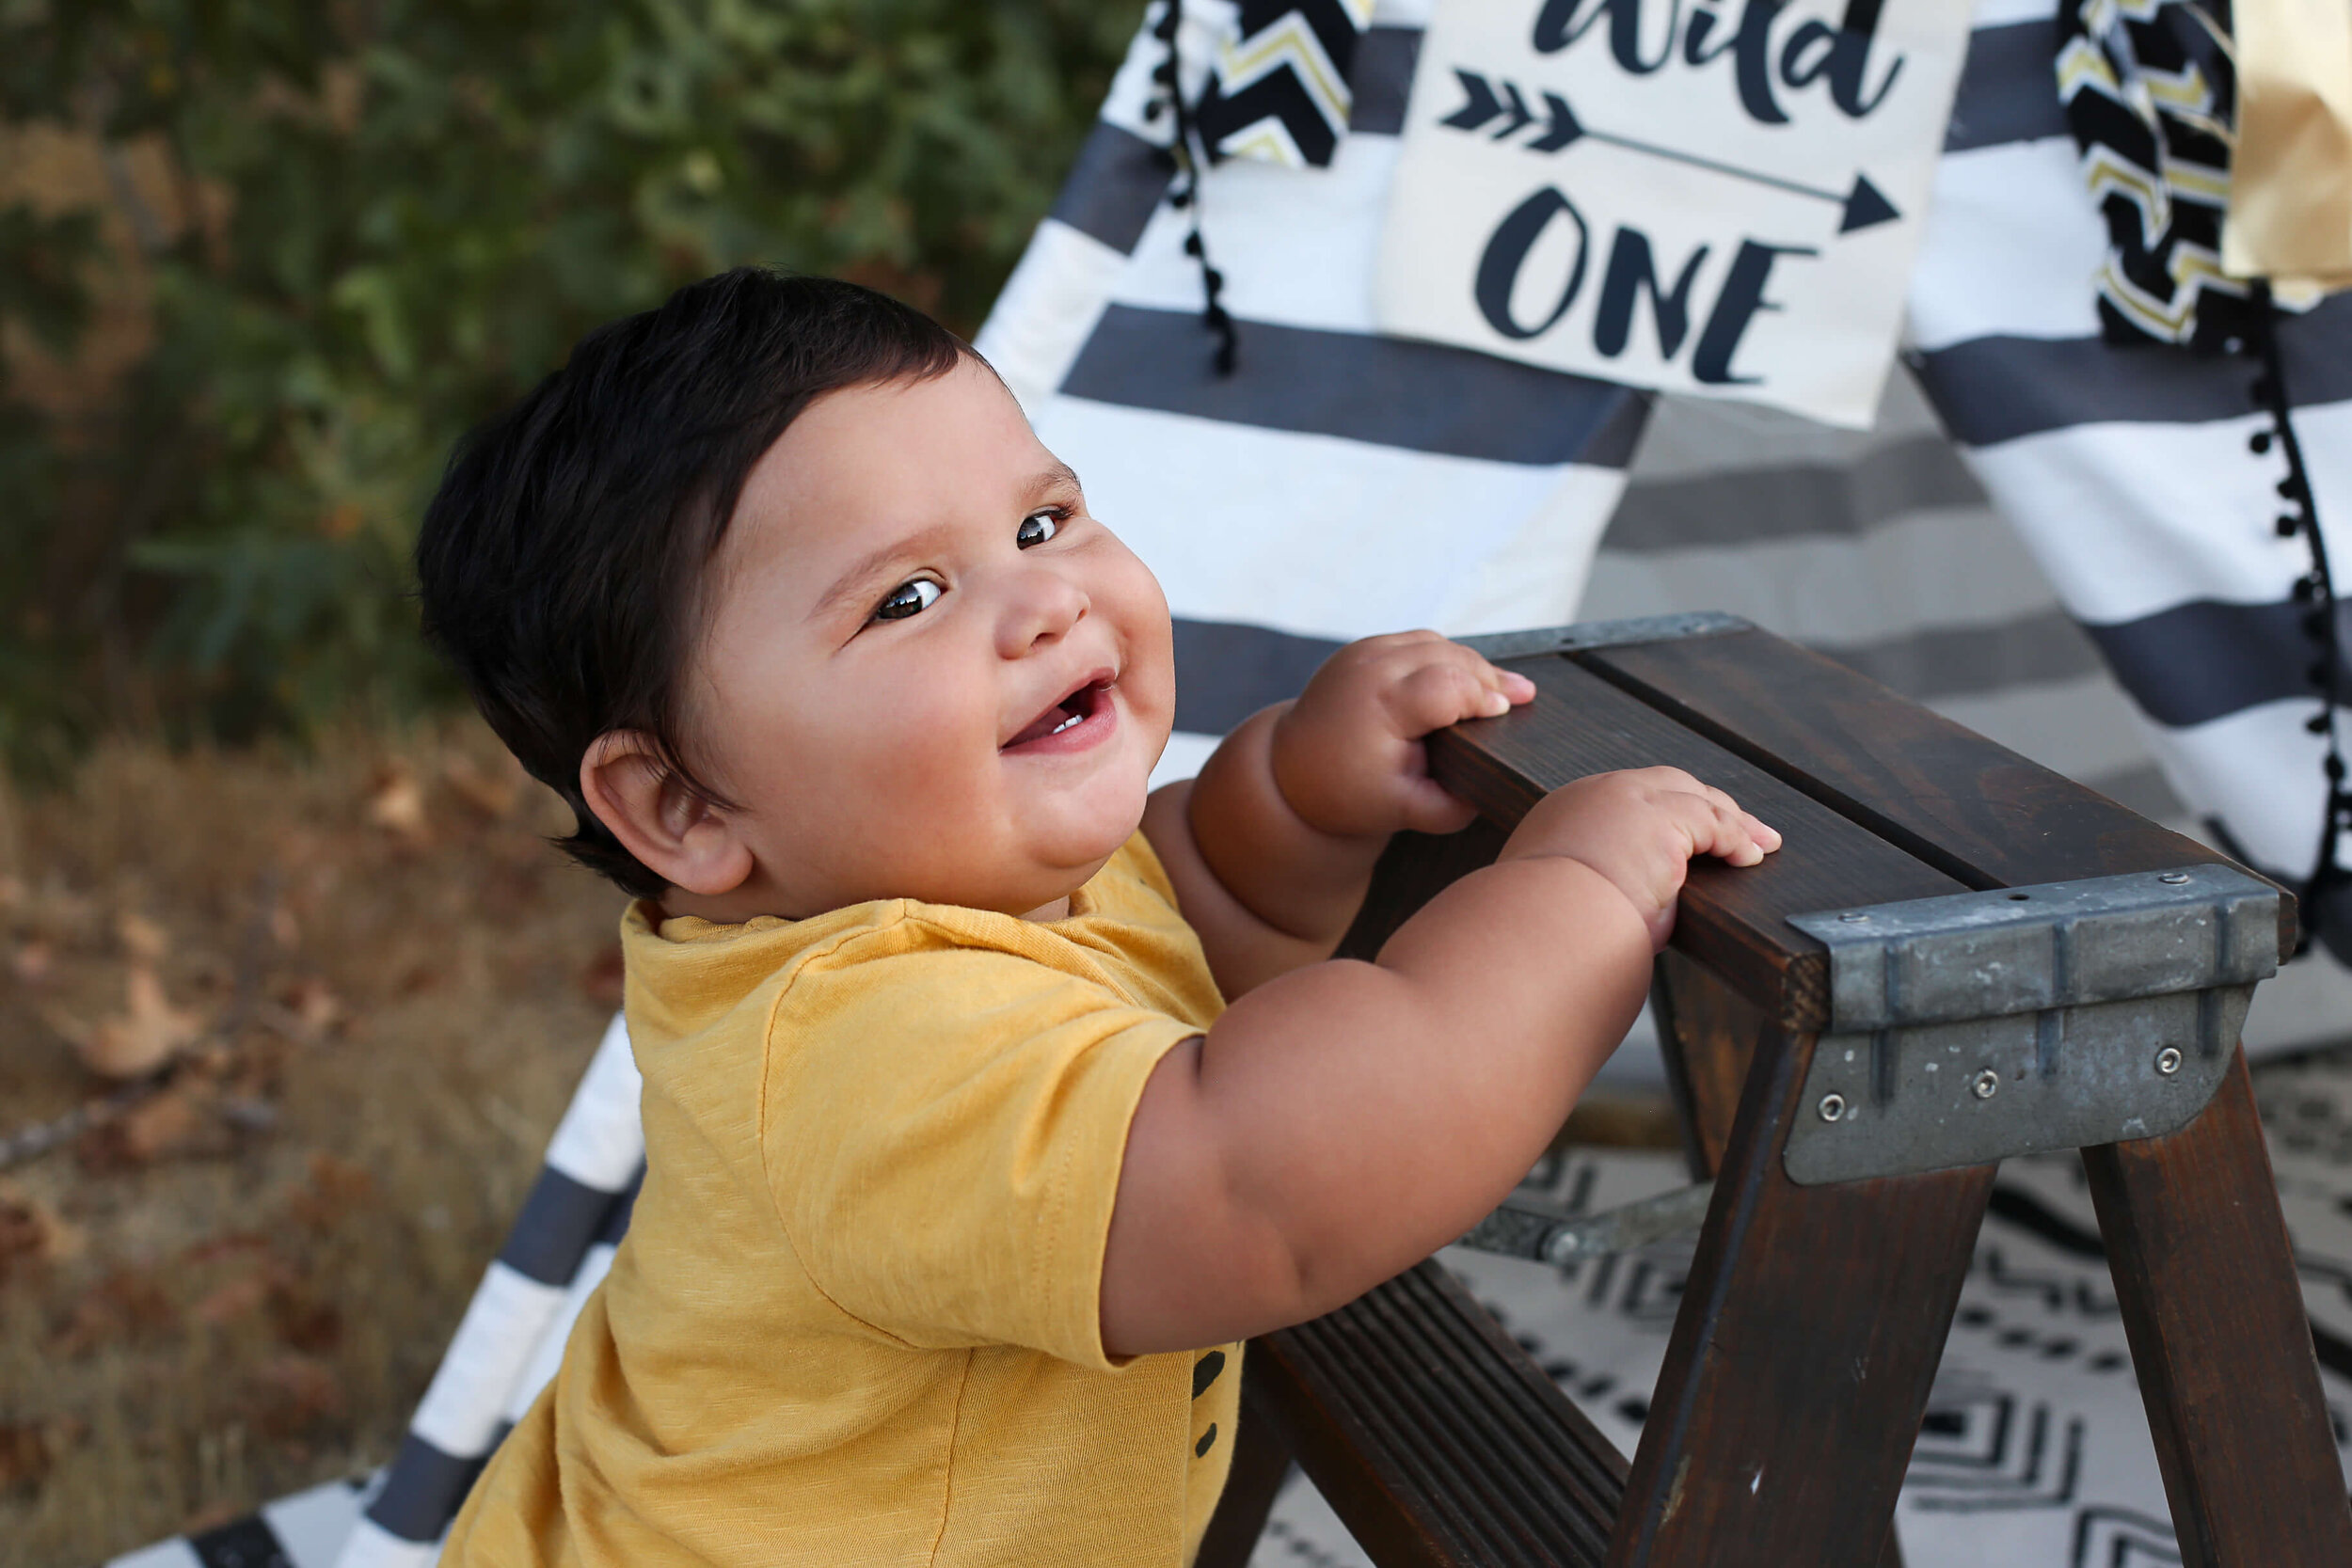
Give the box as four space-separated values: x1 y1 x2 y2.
414 268 1777 1567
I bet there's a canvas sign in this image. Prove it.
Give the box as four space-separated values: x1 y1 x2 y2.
1374 0 1974 427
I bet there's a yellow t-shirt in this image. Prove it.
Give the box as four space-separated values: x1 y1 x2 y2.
442 833 1240 1567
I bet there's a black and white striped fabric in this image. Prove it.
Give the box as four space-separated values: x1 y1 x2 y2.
977 0 2352 1042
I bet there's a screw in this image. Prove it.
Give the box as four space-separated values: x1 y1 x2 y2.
2155 1047 2183 1076
1972 1069 2000 1101
2158 871 2190 884
1838 911 1871 924
1818 1093 1847 1122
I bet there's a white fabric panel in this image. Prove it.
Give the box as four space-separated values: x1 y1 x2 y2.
1038 399 1624 641
1905 137 2107 353
2151 698 2344 877
1970 0 2068 27
262 1481 373 1568
1100 0 1225 140
1962 409 2338 626
502 1242 618 1425
974 217 1127 419
405 1261 565 1458
103 1541 204 1568
329 1516 439 1568
1117 135 1403 333
538 1012 644 1193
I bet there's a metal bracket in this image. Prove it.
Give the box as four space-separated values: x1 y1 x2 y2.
1458 1180 1716 1265
1781 864 2281 1185
1457 612 1753 663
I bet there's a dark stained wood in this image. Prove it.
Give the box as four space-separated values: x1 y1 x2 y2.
1426 655 1963 1029
1648 947 1763 1180
1578 630 2300 951
2082 1053 2352 1566
1585 625 2351 1561
1195 1364 1295 1568
1248 1259 1629 1567
1609 1022 1993 1567
1337 818 1510 964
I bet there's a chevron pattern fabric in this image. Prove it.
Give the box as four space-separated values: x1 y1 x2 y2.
1197 0 1376 167
2057 0 2256 347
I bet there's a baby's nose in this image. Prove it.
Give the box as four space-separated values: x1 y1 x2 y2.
997 569 1089 656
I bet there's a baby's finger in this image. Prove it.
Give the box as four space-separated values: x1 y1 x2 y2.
1692 795 1773 866
1391 659 1507 731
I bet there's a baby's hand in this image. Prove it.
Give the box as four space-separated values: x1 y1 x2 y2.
1269 631 1534 841
1500 768 1781 948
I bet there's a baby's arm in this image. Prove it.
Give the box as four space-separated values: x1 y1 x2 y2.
1102 768 1779 1357
1141 632 1533 998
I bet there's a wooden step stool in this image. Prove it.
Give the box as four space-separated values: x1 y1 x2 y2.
1197 615 2352 1568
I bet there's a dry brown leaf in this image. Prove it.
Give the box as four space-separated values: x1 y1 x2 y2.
77 965 203 1079
287 1150 375 1232
51 1267 173 1356
192 1270 274 1326
269 904 300 950
8 937 53 984
116 909 168 961
111 1086 210 1162
0 873 23 912
364 765 431 844
578 942 626 1008
0 1422 52 1492
246 1353 344 1438
284 977 342 1037
443 752 520 819
0 1185 76 1282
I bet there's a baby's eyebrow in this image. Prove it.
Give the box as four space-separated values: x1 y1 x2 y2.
812 524 956 624
1033 462 1082 498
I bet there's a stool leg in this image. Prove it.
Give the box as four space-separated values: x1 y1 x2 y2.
1648 958 1914 1568
2081 1048 2352 1566
1195 1366 1295 1568
1613 1005 1987 1567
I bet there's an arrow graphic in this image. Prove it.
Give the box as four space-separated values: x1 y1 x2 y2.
1438 69 1901 235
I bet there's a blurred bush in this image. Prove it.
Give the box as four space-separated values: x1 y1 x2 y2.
0 0 1139 779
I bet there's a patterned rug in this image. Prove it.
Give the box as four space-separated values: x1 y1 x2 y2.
1252 1047 2352 1568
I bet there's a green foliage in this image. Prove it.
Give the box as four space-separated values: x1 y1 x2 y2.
0 0 1139 773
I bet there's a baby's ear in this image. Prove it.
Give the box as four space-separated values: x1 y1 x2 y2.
580 731 753 897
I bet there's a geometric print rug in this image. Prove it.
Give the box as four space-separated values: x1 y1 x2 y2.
1254 1048 2352 1568
104 1049 2352 1567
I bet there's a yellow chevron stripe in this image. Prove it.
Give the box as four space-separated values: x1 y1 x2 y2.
2058 37 2121 101
2082 144 2173 248
1216 119 1311 168
1219 14 1350 125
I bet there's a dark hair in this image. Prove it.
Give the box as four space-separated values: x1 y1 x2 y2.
415 268 972 899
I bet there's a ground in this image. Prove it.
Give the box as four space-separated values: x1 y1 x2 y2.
0 721 627 1568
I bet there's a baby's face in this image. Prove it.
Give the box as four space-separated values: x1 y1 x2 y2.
681 358 1175 919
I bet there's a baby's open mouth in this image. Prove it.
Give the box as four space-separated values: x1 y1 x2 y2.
1005 675 1111 750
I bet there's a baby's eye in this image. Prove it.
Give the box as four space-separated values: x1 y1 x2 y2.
873 578 942 622
1016 510 1060 548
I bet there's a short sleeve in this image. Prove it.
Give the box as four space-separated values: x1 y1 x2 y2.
761 923 1199 1368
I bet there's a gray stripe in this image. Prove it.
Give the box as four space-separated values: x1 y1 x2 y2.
1348 26 1421 135
1606 434 1986 551
365 1432 490 1543
1060 304 1649 467
1812 610 2107 705
499 1165 624 1288
2084 597 2351 729
1172 618 1341 736
2074 762 2187 824
1944 19 2067 153
1048 121 1170 256
1916 293 2352 446
596 1164 644 1246
189 1514 294 1568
